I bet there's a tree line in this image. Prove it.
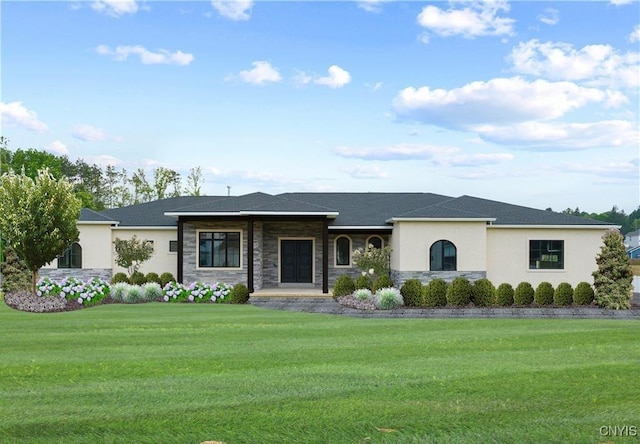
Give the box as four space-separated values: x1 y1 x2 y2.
554 206 640 236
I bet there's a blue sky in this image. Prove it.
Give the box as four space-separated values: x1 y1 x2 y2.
2 0 639 213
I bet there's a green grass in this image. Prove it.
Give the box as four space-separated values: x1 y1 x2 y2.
1 301 639 444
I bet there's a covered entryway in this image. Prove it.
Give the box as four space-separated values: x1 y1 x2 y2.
281 239 313 283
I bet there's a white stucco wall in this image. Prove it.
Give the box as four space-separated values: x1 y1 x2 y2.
111 228 178 276
42 222 113 269
391 221 487 271
486 226 609 287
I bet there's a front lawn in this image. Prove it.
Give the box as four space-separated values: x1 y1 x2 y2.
1 301 639 443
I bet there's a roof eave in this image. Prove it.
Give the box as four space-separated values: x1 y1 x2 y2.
488 224 619 229
386 217 497 223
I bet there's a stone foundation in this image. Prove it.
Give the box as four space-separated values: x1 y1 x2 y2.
38 268 113 282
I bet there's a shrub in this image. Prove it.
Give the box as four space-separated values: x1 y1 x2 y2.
554 282 574 306
1 245 31 292
142 282 163 302
229 283 249 304
423 279 448 307
123 285 143 303
111 272 129 284
446 277 473 306
145 272 162 285
160 272 175 287
472 278 495 307
573 282 595 306
593 229 633 309
372 274 394 292
353 288 373 301
354 274 373 291
400 279 423 307
110 282 131 302
130 271 146 286
514 282 534 305
495 283 514 307
332 275 355 298
534 282 554 306
374 287 403 310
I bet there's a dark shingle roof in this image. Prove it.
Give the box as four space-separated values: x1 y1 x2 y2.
167 192 337 214
79 208 118 223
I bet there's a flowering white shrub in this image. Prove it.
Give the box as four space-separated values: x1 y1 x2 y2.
110 282 131 302
36 277 110 306
374 287 403 310
353 288 373 301
142 282 163 301
123 285 143 303
162 281 233 303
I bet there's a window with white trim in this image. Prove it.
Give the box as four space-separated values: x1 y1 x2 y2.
529 240 564 270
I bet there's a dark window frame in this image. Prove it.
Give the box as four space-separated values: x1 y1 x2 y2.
529 240 564 270
198 231 241 268
335 236 351 266
429 240 457 271
58 243 82 269
169 240 178 252
366 235 383 249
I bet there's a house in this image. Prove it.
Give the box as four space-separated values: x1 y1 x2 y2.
40 192 616 292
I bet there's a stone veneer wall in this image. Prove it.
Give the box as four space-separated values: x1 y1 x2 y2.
38 268 113 282
328 233 391 286
390 270 487 288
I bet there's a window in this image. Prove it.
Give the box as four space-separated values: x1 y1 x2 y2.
430 240 456 271
58 243 82 268
366 236 383 249
169 240 178 252
529 240 564 269
335 236 351 266
199 232 241 268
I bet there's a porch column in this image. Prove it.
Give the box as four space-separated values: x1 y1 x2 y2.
322 218 329 293
247 218 254 293
177 218 184 283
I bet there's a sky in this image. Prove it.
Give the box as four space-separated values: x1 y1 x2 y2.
1 0 639 214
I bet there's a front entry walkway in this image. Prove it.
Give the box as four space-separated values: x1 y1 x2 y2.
251 288 333 298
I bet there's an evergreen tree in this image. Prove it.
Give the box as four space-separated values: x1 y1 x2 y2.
592 229 633 309
0 245 31 292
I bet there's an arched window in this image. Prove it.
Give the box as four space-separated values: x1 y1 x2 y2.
366 235 383 249
58 243 82 269
335 236 351 266
430 240 456 271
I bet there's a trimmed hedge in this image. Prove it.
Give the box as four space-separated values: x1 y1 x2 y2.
145 272 162 285
573 282 595 305
354 274 373 291
160 272 175 286
111 272 129 284
554 282 574 306
514 282 534 305
446 277 473 306
333 275 355 298
130 271 146 286
472 278 495 307
423 279 447 307
373 274 394 292
229 283 250 304
534 282 555 306
495 283 514 307
400 279 423 307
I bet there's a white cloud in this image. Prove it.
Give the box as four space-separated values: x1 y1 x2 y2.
293 69 313 86
342 165 389 179
561 159 639 180
392 77 624 128
538 7 559 26
211 0 253 21
508 39 640 89
91 0 138 17
236 61 282 85
44 141 69 155
72 124 109 142
0 101 48 132
357 0 387 14
417 0 515 40
96 45 194 66
610 0 634 5
630 25 640 43
315 65 351 89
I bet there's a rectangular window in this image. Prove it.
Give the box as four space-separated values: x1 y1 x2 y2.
529 240 564 270
169 240 178 252
199 232 241 268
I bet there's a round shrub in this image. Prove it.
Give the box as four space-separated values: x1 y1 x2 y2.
573 282 595 306
423 279 447 307
142 282 163 302
554 282 573 306
514 282 534 305
111 272 129 284
354 274 373 291
123 285 143 303
145 272 162 285
353 288 373 301
495 283 514 307
130 271 146 286
110 282 131 302
472 278 495 307
374 287 403 310
534 282 554 306
160 272 175 287
332 275 355 298
229 283 250 304
400 279 423 307
446 277 473 306
372 274 394 292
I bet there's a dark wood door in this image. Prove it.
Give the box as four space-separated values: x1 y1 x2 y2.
281 240 313 283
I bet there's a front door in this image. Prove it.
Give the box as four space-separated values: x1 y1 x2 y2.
281 240 313 283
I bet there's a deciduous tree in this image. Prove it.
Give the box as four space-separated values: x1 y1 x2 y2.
113 235 154 277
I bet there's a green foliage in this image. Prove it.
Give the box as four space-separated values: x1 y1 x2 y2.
110 282 130 302
352 244 392 276
495 283 515 307
554 282 574 306
423 279 448 307
534 282 554 306
354 274 373 291
400 279 423 307
374 287 403 310
372 274 394 292
446 277 473 306
111 272 130 284
514 282 534 305
130 271 146 286
160 272 176 286
229 283 250 304
592 229 633 309
573 282 595 306
0 168 81 292
142 282 163 301
353 288 373 301
145 272 162 284
472 278 495 307
0 245 31 292
113 235 154 277
123 285 143 303
332 274 355 298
